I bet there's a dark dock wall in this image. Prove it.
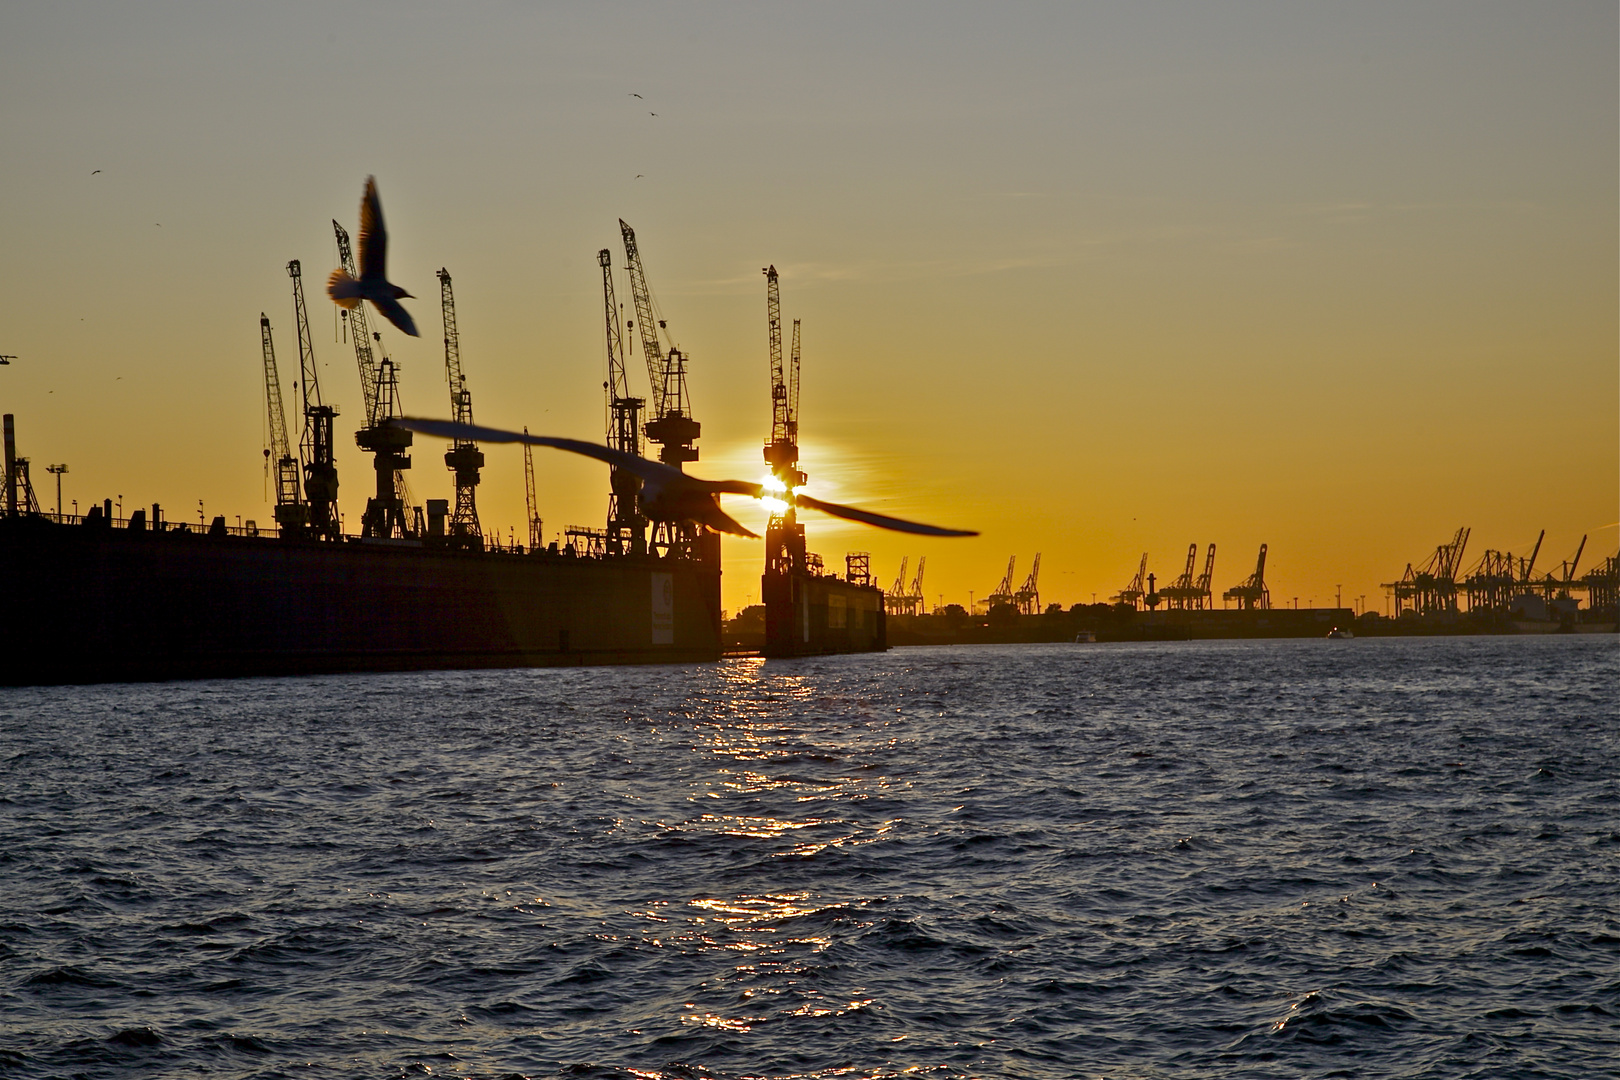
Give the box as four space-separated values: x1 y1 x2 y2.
0 517 721 684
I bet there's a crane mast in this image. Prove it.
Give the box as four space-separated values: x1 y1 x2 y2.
437 269 484 549
619 219 699 468
619 219 701 558
762 266 806 580
523 426 542 551
600 248 646 554
288 260 339 540
335 219 414 539
258 314 304 535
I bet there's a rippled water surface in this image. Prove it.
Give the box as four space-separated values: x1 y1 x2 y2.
2 636 1617 1079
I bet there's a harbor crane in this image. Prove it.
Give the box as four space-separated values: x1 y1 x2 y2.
288 260 339 540
887 556 923 615
762 265 807 580
1385 528 1469 616
523 426 542 551
620 219 701 555
436 269 483 548
1223 543 1270 610
909 556 927 612
1161 543 1199 609
987 556 1017 611
1014 553 1041 614
1165 543 1215 609
1113 553 1149 609
599 248 646 554
258 314 305 535
335 220 414 539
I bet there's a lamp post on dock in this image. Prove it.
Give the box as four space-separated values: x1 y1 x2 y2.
46 463 66 523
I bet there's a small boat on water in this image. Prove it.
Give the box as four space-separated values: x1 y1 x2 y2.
1327 627 1354 639
1074 630 1097 643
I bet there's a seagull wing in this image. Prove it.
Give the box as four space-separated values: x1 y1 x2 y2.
792 493 977 537
392 418 687 486
358 175 387 281
370 295 419 337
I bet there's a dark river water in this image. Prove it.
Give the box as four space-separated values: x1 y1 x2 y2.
2 636 1616 1079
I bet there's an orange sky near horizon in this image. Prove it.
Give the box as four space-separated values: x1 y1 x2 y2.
0 2 1614 617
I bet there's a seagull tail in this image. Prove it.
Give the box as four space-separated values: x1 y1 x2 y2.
327 269 362 308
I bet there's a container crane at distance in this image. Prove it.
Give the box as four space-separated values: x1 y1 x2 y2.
1223 544 1270 610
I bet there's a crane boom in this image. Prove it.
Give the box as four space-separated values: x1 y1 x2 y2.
619 219 666 408
523 426 542 551
436 269 484 547
621 219 699 476
259 314 304 534
289 260 339 539
600 249 646 553
333 220 381 424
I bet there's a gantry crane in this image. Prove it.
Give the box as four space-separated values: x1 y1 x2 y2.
335 220 414 538
1385 528 1469 616
288 260 339 539
887 556 920 615
987 556 1017 610
909 556 927 611
259 314 305 535
436 269 483 549
1161 543 1200 609
1113 553 1149 609
599 248 645 554
1014 553 1041 614
1190 544 1216 609
620 219 702 557
523 426 542 551
1223 544 1270 610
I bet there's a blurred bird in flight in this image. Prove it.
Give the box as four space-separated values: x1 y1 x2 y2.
328 176 418 337
393 418 978 539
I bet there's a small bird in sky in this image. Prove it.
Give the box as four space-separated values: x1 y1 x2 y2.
327 176 418 336
91 169 101 175
649 112 658 116
636 174 644 179
393 418 978 538
630 93 642 99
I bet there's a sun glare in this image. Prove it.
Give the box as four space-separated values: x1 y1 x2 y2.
759 474 790 515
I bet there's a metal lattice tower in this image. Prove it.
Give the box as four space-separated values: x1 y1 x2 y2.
289 260 339 539
599 248 645 554
259 315 305 535
437 269 484 549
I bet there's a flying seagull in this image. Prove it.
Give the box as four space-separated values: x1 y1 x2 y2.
91 169 101 175
327 176 419 336
392 417 978 539
630 93 642 99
